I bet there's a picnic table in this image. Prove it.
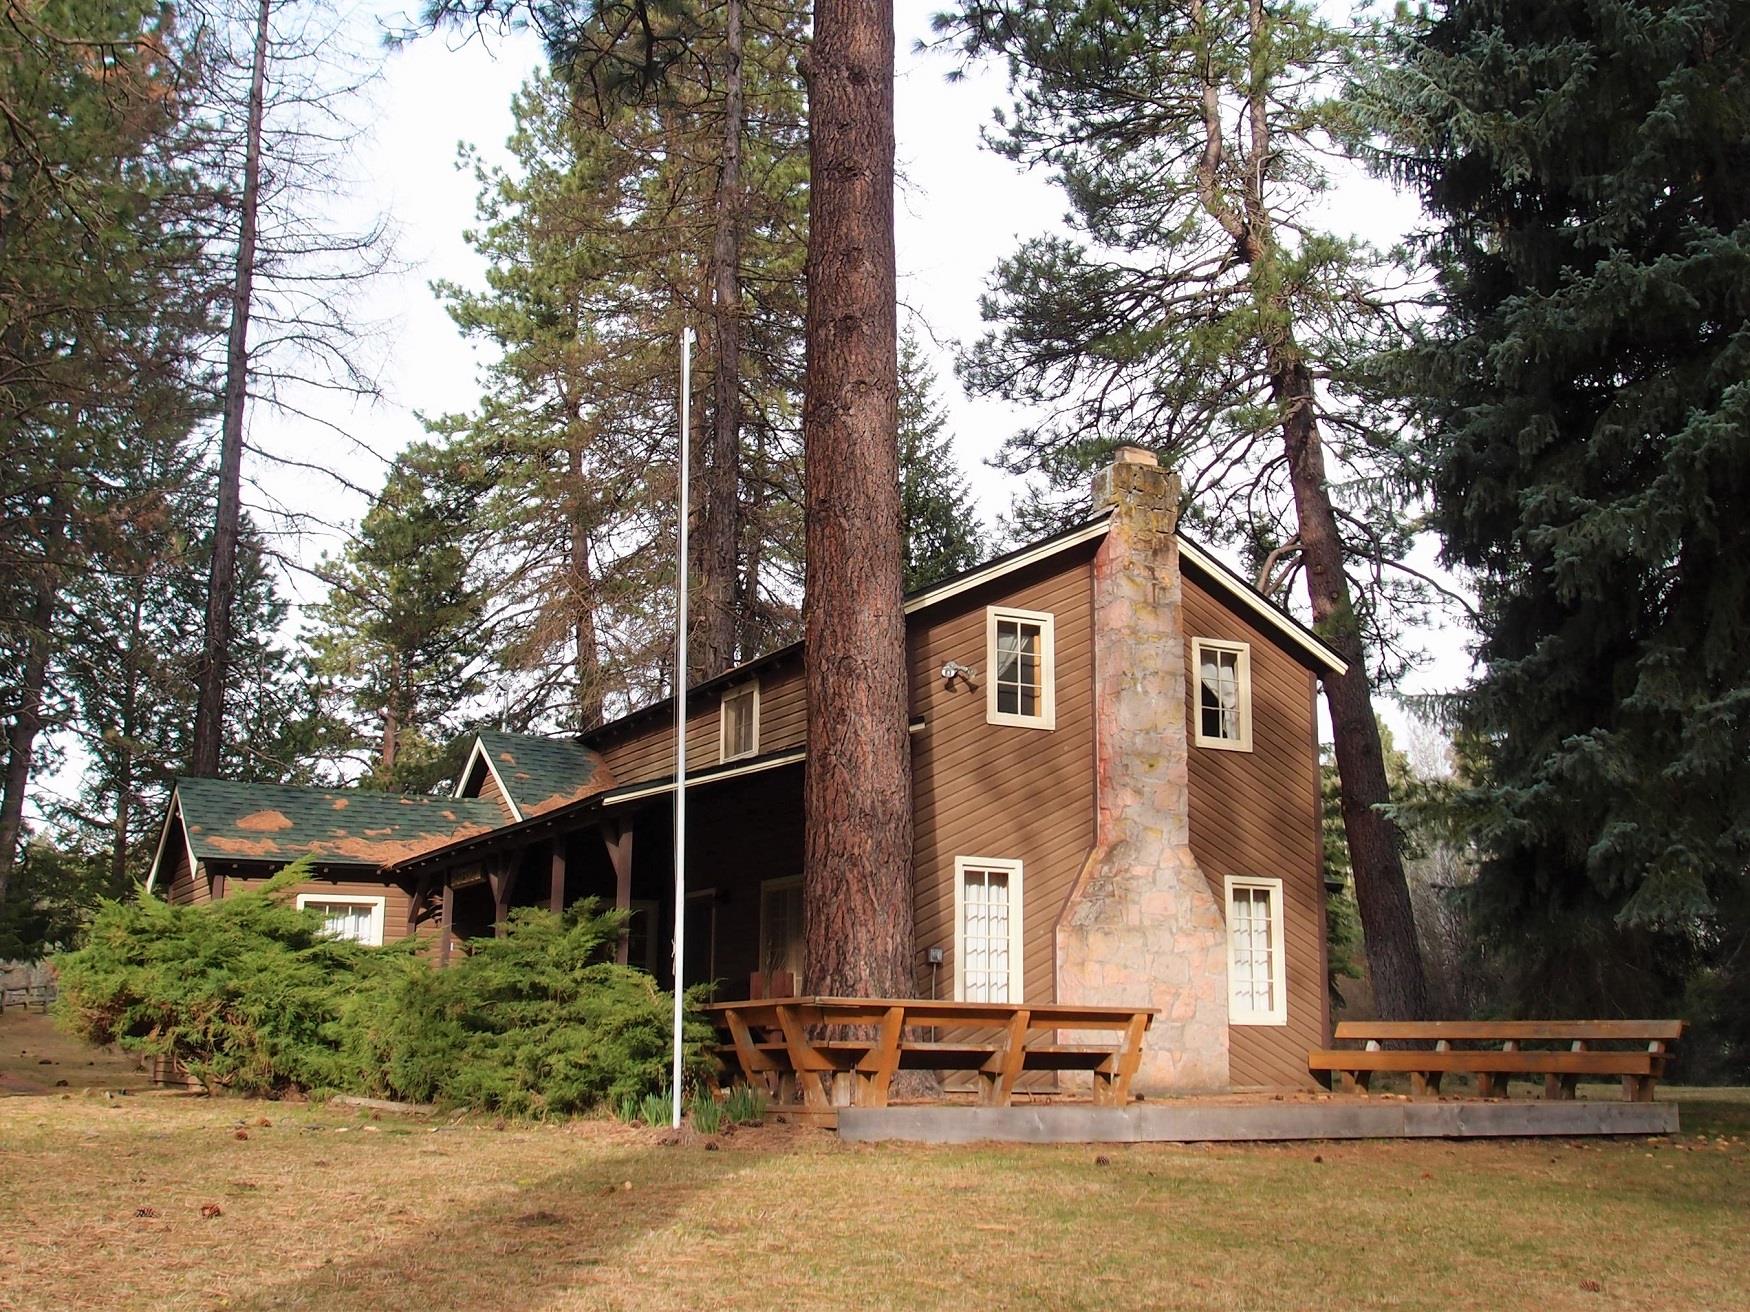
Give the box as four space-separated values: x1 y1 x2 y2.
705 996 1157 1111
1308 1020 1684 1101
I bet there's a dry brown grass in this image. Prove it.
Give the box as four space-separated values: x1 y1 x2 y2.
1 1016 1745 1312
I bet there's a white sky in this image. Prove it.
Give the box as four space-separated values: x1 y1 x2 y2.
251 0 1473 741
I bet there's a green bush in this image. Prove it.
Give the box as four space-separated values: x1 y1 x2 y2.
723 1082 768 1125
53 866 713 1115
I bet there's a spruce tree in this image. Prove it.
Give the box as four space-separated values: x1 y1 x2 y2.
899 331 982 591
1362 2 1750 1044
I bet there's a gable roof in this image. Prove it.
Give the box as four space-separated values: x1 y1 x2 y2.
456 731 616 821
148 778 505 888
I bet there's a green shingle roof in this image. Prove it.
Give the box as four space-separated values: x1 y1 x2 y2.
173 778 506 868
470 731 615 818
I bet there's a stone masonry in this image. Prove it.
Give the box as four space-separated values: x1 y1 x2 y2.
1056 447 1231 1093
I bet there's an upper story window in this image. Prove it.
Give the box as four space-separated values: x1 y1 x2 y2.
1224 876 1287 1025
720 681 760 761
1193 638 1252 751
986 606 1056 730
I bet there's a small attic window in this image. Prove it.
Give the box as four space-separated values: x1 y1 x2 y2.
720 682 759 762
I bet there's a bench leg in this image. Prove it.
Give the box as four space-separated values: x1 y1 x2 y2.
1544 1074 1578 1101
1340 1070 1371 1095
1409 1071 1442 1098
1623 1075 1654 1103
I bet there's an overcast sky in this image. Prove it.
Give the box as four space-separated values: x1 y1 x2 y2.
249 0 1466 738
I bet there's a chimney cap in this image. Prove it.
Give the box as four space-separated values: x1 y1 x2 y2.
1111 445 1158 467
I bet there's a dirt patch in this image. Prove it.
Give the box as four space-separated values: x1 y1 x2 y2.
1 1011 149 1096
234 810 294 833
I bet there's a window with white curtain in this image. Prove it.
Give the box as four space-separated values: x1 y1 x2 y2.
295 894 386 946
1193 638 1252 751
720 682 760 761
955 858 1024 1002
1224 876 1287 1025
985 607 1056 730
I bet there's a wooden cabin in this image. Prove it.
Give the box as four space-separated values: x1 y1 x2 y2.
148 449 1345 1092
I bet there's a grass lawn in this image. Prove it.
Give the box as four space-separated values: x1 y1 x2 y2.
1 1017 1746 1311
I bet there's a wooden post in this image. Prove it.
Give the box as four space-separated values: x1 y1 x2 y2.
549 843 566 915
407 874 433 937
438 880 455 967
210 870 227 901
603 819 635 966
489 858 519 936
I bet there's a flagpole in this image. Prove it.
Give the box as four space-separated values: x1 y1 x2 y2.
670 326 693 1130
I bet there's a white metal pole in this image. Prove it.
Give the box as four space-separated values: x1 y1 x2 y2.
670 326 693 1130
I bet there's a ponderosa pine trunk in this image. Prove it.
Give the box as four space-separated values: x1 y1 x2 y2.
694 0 745 683
567 437 605 730
800 0 913 998
192 0 271 778
0 574 57 902
1275 356 1430 1021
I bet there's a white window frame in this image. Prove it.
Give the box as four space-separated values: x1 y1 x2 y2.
953 856 1025 1003
719 681 760 762
295 893 386 947
985 606 1056 730
1224 875 1287 1026
758 875 805 993
1193 638 1253 752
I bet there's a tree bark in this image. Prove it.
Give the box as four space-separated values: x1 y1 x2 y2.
0 575 57 902
694 0 746 683
800 0 914 999
567 437 605 731
1275 357 1430 1021
192 0 271 778
381 649 401 774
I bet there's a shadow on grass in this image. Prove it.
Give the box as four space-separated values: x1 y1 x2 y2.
223 1133 788 1312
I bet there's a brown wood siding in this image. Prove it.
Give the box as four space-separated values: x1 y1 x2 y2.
223 873 418 943
596 660 807 784
909 550 1098 1005
471 766 517 822
158 834 204 906
1183 572 1327 1088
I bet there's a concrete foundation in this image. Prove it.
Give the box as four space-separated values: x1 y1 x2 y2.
836 1100 1679 1144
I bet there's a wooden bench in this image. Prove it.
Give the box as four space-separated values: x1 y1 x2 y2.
1309 1021 1684 1102
705 997 1157 1111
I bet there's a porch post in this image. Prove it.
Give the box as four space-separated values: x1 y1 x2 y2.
602 819 634 966
490 857 519 936
549 843 566 915
438 879 455 966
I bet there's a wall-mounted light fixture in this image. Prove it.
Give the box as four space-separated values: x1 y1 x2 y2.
941 660 977 686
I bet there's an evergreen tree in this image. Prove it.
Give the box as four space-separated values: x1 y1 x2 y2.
1362 2 1750 1062
899 331 982 591
935 0 1433 1017
307 445 489 792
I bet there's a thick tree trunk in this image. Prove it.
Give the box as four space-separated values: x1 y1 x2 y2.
694 0 745 683
800 0 913 999
0 575 57 902
567 439 605 730
192 0 270 778
381 650 401 774
1275 357 1430 1021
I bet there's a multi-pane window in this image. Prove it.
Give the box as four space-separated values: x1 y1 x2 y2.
1225 877 1287 1025
296 895 384 946
985 607 1055 729
720 682 759 761
956 858 1023 1002
1194 639 1252 751
759 877 805 994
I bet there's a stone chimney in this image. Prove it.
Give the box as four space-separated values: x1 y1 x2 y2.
1056 446 1230 1092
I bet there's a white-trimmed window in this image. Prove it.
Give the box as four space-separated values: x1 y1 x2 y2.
986 607 1055 730
758 876 805 993
720 681 760 761
296 893 386 946
1194 638 1252 751
1224 876 1287 1025
954 857 1024 1003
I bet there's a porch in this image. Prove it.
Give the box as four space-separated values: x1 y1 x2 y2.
389 752 805 993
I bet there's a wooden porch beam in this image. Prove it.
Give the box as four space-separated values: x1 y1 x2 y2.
407 874 435 936
603 819 634 966
489 858 519 936
549 843 566 915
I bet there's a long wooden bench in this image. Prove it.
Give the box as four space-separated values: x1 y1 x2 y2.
706 997 1157 1111
1309 1021 1684 1102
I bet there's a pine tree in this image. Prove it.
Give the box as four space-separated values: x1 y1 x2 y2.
307 446 489 792
898 330 982 591
935 0 1433 1017
1361 1 1750 1048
